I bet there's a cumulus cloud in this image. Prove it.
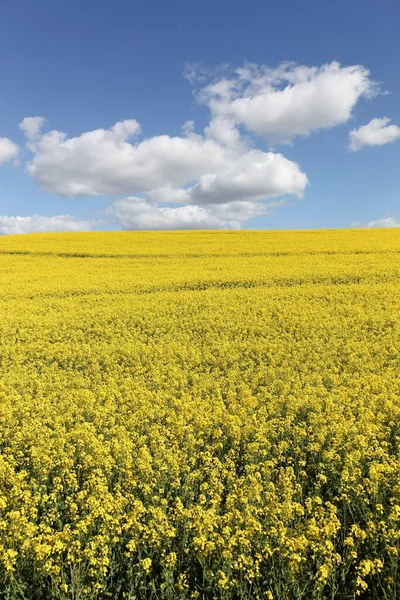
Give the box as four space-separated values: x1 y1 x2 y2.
23 118 308 205
109 197 277 230
186 150 306 205
205 199 285 222
366 216 400 228
352 216 400 228
193 61 378 144
110 198 239 230
19 59 380 230
0 137 19 164
204 116 244 149
19 116 47 141
348 117 400 151
0 214 97 235
25 121 226 196
145 186 194 205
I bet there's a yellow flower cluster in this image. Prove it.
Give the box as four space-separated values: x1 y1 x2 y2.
0 228 399 599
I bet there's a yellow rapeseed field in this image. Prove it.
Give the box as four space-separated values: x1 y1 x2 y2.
0 229 399 599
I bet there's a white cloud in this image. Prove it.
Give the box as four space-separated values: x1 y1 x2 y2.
23 118 308 206
195 61 377 144
0 214 97 235
206 199 284 222
19 116 47 141
366 216 400 228
348 117 400 151
110 198 239 230
204 116 244 149
186 150 307 205
145 186 194 204
0 137 19 164
13 60 385 231
26 122 226 196
23 61 375 229
352 216 400 228
109 197 276 230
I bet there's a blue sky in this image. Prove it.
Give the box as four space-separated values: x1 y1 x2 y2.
0 0 399 233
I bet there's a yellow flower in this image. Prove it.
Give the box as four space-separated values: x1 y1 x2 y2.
1 228 400 596
216 569 229 589
164 552 177 568
141 558 152 574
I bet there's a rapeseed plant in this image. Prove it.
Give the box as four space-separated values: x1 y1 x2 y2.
0 229 399 598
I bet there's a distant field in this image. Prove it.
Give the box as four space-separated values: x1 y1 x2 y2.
0 229 400 599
